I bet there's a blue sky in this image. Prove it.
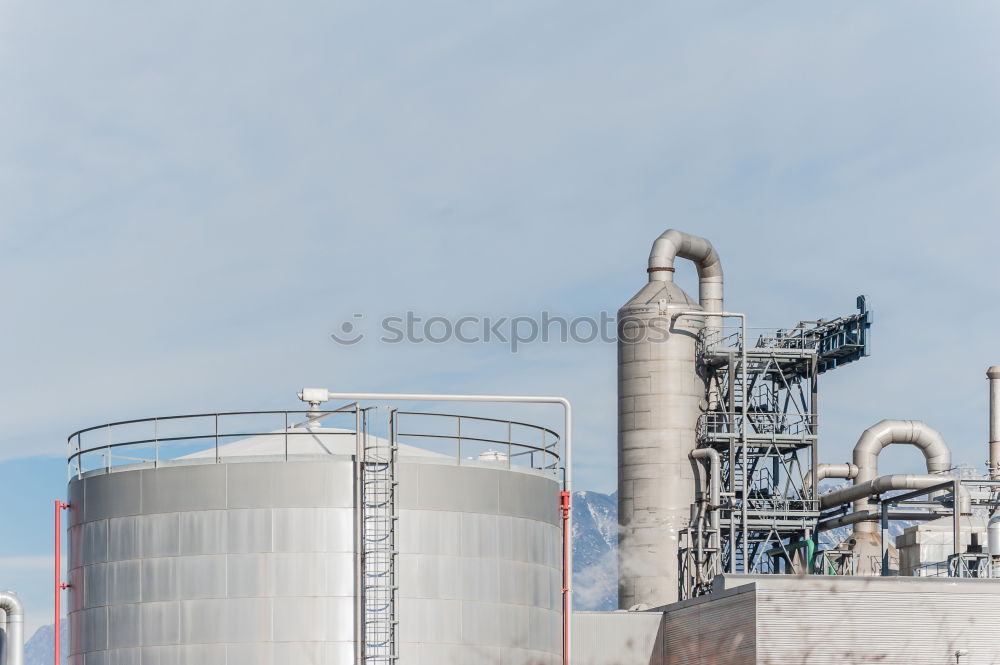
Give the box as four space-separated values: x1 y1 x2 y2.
3 0 1000 635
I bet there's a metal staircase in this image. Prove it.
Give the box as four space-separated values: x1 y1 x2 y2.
359 408 399 664
679 298 873 598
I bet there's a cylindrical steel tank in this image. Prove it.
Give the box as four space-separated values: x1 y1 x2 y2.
66 414 562 665
617 229 722 609
989 515 1000 557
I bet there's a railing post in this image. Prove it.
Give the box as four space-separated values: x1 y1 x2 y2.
215 414 220 463
507 420 512 470
880 502 890 577
457 416 462 465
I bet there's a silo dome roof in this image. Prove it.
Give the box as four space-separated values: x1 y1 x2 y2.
178 427 449 460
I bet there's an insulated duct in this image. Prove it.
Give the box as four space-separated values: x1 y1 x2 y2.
803 463 859 495
851 420 952 534
819 473 971 515
0 591 24 665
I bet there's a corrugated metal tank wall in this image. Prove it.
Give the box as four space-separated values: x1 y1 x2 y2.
67 457 561 665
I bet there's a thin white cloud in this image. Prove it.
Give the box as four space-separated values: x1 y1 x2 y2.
0 556 52 572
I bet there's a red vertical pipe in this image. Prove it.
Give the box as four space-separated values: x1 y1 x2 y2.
55 500 60 665
560 490 571 665
55 501 69 665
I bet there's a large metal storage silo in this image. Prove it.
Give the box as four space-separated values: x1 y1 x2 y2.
66 403 563 665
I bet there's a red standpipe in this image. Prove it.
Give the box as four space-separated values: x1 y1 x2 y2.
560 490 571 665
55 501 70 665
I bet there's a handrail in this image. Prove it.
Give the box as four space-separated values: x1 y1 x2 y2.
395 410 561 469
67 407 561 478
395 410 560 440
396 432 558 458
68 408 350 439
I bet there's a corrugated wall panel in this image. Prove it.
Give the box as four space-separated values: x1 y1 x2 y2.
662 589 755 665
757 588 1000 665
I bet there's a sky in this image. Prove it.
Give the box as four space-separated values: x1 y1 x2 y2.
2 0 1000 636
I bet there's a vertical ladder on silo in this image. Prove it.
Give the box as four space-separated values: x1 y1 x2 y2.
359 408 398 664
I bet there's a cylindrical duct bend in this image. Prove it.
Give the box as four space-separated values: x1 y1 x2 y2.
690 448 720 547
803 463 859 496
852 420 952 534
0 590 24 665
647 229 723 336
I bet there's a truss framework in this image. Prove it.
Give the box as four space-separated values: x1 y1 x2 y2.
679 298 872 599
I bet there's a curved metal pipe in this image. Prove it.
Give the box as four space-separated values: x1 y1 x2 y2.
0 590 24 665
689 448 720 586
852 419 951 534
690 448 720 547
803 463 859 495
647 230 723 335
819 473 971 515
690 448 720 510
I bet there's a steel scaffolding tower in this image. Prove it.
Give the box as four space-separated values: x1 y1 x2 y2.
679 297 872 599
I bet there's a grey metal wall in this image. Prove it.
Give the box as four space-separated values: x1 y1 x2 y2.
577 575 1000 665
67 457 561 665
663 575 1000 665
572 612 663 665
570 593 755 665
661 587 755 665
752 576 1000 665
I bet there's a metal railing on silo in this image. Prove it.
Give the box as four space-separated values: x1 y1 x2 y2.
66 408 561 479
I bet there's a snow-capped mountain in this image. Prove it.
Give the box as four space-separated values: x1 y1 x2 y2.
572 490 619 611
24 622 67 665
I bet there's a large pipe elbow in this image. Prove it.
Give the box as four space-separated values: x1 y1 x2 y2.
803 462 859 495
0 590 24 665
853 419 951 484
647 229 723 315
850 420 955 534
690 448 720 508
